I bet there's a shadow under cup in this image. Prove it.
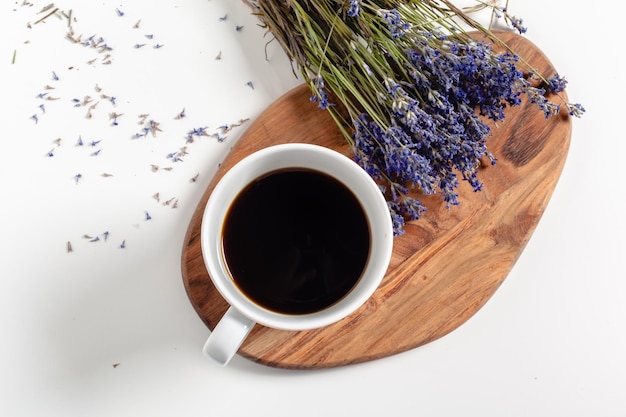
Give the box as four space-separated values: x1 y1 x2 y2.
201 144 393 332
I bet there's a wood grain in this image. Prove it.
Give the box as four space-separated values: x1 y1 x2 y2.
181 32 572 369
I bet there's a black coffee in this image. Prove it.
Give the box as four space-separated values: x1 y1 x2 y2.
222 168 370 315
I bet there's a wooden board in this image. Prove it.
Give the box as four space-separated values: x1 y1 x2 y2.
181 32 572 369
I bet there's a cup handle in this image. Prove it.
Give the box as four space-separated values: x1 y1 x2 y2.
202 306 256 365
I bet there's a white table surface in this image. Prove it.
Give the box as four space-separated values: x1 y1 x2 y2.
1 1 623 416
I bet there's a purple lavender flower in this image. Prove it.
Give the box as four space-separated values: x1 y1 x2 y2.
347 0 361 17
310 76 334 110
378 9 410 39
348 34 538 234
245 1 584 235
566 103 585 117
511 17 527 34
546 73 568 94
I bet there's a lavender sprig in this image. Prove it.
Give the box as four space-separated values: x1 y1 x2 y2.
245 0 583 234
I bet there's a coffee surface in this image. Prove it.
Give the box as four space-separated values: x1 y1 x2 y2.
222 168 370 314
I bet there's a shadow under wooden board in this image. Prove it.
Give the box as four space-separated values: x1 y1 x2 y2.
181 31 572 369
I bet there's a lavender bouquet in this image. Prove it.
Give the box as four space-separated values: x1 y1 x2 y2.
244 0 583 235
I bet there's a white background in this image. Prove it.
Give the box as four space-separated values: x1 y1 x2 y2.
1 1 623 416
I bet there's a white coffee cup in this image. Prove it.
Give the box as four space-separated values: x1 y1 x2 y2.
200 143 393 365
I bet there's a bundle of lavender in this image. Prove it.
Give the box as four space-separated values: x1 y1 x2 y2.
244 0 583 235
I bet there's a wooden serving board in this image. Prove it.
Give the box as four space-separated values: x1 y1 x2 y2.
181 32 572 369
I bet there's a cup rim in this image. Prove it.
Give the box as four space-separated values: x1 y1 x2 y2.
200 143 393 331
